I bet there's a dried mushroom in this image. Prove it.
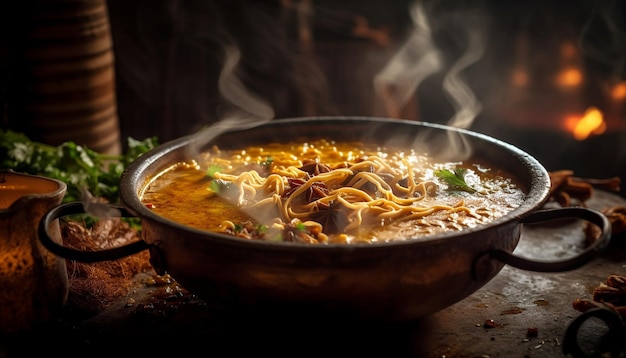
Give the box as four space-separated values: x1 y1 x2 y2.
548 170 624 244
584 206 626 244
572 274 626 321
548 170 621 207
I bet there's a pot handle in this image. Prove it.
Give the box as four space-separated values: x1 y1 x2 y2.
38 201 150 262
562 307 625 358
489 207 611 273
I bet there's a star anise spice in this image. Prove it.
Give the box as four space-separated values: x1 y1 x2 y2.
282 177 306 198
282 176 348 234
282 178 330 203
299 160 331 176
308 200 350 234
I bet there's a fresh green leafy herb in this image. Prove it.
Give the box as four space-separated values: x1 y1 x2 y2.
0 129 158 204
434 168 476 193
295 221 307 232
209 178 234 195
233 223 244 233
206 164 222 179
260 157 273 171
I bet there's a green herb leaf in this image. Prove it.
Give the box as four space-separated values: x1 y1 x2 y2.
295 221 307 232
434 168 476 193
256 224 268 233
206 164 222 179
0 129 158 204
209 178 232 194
233 223 244 233
260 156 273 171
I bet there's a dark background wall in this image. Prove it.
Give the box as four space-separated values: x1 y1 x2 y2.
2 0 626 194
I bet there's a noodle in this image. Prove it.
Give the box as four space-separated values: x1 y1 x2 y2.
141 139 526 244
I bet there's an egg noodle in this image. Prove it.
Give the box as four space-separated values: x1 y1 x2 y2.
141 139 525 244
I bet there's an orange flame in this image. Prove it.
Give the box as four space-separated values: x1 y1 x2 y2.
556 67 583 88
611 82 626 100
564 107 606 140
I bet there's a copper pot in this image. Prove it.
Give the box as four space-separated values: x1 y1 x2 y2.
38 116 611 321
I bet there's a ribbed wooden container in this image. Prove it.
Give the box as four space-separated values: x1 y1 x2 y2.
18 0 121 154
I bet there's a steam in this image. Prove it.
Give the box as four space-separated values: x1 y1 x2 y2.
187 44 275 157
374 1 487 160
182 44 277 224
442 27 484 131
579 2 626 81
439 14 486 159
82 44 275 218
373 3 443 118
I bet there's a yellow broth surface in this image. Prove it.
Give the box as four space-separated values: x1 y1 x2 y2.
140 139 526 244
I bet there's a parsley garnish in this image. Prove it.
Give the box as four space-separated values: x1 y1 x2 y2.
206 164 222 179
434 168 476 193
0 129 158 204
260 157 274 171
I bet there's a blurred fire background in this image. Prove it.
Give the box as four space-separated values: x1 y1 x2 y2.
2 0 626 195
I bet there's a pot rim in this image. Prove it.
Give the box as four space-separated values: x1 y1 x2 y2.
0 169 68 211
119 116 551 251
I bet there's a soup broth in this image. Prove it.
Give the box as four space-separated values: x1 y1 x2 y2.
140 139 526 244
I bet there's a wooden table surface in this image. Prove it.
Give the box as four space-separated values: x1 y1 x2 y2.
1 191 624 358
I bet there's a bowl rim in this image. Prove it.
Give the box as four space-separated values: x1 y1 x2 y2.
0 169 68 211
120 116 551 250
